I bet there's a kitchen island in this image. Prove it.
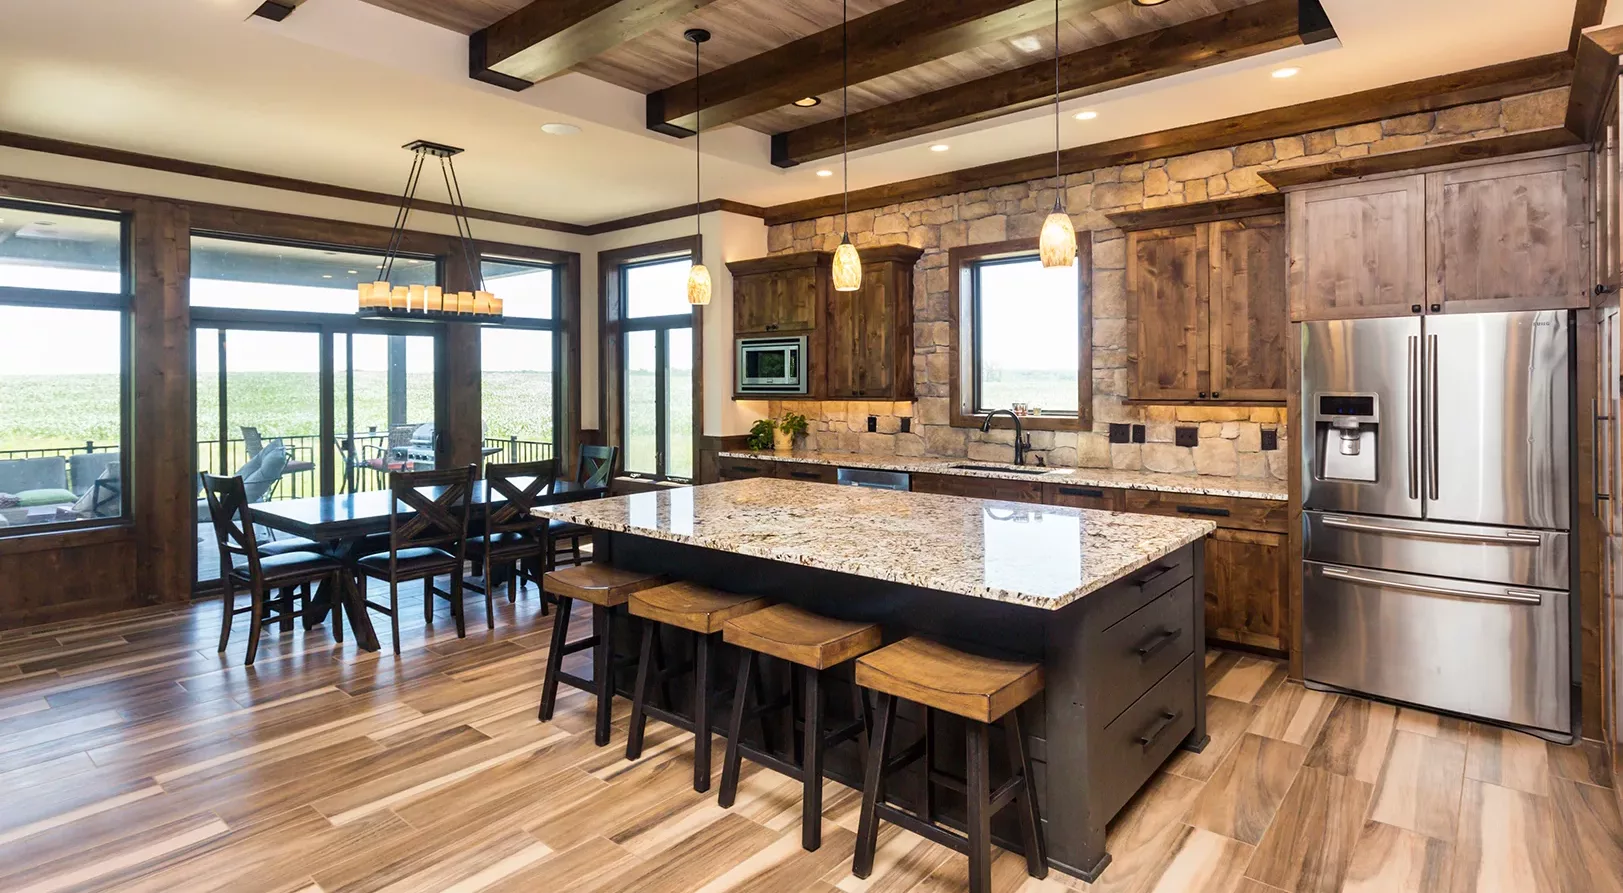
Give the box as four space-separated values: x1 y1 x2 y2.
533 478 1215 882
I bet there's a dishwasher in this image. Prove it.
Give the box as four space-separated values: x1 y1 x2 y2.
836 467 910 491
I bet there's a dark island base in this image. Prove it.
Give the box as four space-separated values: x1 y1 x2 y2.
591 531 1208 883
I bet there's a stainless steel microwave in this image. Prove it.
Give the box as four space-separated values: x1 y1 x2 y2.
736 335 808 395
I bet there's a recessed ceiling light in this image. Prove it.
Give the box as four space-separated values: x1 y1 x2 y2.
816 169 834 177
1010 36 1042 53
1074 110 1098 121
1131 0 1171 5
322 274 333 279
792 96 822 108
541 122 582 135
347 270 359 275
1272 66 1300 79
930 144 950 152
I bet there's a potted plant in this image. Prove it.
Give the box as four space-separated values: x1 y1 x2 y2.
747 418 776 452
775 411 808 451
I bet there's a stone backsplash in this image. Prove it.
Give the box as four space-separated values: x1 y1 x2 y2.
764 88 1569 483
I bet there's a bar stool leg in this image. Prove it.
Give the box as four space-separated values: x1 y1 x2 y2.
592 605 615 746
538 595 573 721
693 632 714 793
922 707 936 823
1005 709 1047 879
853 692 896 879
802 666 825 851
626 619 658 760
718 649 755 809
965 721 992 893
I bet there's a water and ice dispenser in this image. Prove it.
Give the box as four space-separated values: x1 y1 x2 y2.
1313 393 1379 483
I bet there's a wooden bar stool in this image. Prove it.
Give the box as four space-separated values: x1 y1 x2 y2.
538 564 666 746
717 604 882 852
852 637 1047 893
625 582 771 792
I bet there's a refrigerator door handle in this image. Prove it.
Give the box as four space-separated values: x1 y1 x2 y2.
1321 567 1543 605
1320 515 1544 544
1408 335 1420 500
1427 333 1440 501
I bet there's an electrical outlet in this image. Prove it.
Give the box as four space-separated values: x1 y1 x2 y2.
1131 424 1146 444
899 417 911 433
1108 423 1131 444
1175 426 1199 448
867 415 878 433
1261 428 1278 451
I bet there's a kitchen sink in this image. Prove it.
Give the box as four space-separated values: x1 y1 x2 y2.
948 464 1051 476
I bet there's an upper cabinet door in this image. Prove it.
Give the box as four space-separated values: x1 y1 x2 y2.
1288 175 1427 321
1427 153 1591 313
1210 215 1288 402
1127 224 1207 401
733 267 819 334
827 265 898 399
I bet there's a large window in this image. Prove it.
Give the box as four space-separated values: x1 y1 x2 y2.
191 236 436 314
0 200 129 532
950 238 1092 429
600 242 697 483
481 257 561 468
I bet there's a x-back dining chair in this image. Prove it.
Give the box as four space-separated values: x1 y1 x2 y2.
355 465 477 654
202 472 351 665
546 444 617 569
466 458 557 628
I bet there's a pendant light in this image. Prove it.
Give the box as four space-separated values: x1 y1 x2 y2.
1039 0 1077 269
685 28 713 305
831 0 862 292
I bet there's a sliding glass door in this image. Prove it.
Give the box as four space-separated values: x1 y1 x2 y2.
337 332 437 493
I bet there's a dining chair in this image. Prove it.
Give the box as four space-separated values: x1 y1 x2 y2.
466 459 557 628
202 472 351 666
547 444 617 569
355 464 477 653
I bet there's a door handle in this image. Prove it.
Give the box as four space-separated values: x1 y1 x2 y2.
1321 516 1543 544
1408 334 1419 500
1321 566 1542 605
1595 398 1610 514
1428 333 1439 501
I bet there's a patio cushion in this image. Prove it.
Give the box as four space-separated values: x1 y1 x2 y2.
0 456 68 493
15 488 76 507
69 453 119 496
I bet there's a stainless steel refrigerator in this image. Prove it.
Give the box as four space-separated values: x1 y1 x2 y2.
1300 310 1576 739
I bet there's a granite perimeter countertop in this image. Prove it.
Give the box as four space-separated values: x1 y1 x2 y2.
532 478 1214 610
716 449 1289 501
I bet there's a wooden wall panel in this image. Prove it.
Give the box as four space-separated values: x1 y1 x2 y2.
0 529 139 629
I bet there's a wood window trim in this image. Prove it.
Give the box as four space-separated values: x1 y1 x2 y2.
947 236 1093 432
598 235 703 482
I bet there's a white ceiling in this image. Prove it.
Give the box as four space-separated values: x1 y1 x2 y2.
0 0 1584 227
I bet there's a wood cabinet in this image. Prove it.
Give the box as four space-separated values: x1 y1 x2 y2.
825 244 922 400
1126 214 1287 403
1427 153 1591 312
729 252 825 334
910 473 1043 504
774 462 838 484
715 456 775 481
1042 481 1125 511
1287 176 1427 320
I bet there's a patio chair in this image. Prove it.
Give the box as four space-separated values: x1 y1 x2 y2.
335 436 390 494
243 426 316 498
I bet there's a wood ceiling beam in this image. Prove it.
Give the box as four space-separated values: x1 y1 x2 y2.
761 53 1573 225
771 0 1330 168
1566 24 1623 142
1570 0 1608 56
646 0 1119 137
471 0 721 91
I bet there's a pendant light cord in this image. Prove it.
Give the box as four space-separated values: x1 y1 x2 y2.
382 149 425 282
1053 0 1062 212
842 0 849 235
694 37 702 238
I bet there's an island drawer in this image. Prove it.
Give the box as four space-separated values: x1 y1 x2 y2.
1092 580 1196 727
1093 654 1196 821
775 463 838 484
718 457 775 481
1088 545 1196 631
1123 490 1288 534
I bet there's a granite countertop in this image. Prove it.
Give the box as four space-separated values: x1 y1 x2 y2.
532 478 1214 611
716 449 1289 501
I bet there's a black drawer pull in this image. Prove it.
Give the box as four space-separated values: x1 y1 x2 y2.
1059 486 1105 498
1136 628 1181 661
1137 710 1183 750
730 465 763 474
789 471 822 480
1176 505 1231 518
1130 564 1174 588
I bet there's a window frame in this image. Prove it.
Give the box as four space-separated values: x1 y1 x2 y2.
0 199 134 536
598 237 702 484
948 235 1093 432
478 255 564 471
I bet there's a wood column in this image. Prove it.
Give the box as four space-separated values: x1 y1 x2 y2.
439 252 483 470
131 199 194 605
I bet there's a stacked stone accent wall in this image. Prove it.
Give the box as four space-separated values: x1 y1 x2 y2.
765 88 1569 483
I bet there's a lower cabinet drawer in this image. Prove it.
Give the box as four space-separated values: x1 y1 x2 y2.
774 462 838 484
718 458 775 480
1092 581 1196 727
1043 482 1125 511
1094 654 1195 820
1123 490 1288 534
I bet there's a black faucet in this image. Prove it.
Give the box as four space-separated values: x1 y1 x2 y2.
980 409 1031 466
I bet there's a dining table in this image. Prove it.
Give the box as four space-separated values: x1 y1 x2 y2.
249 478 609 651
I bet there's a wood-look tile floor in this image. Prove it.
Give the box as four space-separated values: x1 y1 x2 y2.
1 586 1619 893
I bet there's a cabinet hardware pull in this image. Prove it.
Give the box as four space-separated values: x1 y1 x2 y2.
1131 564 1175 587
1198 391 1208 398
1211 392 1221 399
1136 628 1181 660
1059 486 1105 498
1137 710 1183 749
1411 304 1422 314
789 471 821 480
1176 505 1231 517
1321 566 1542 605
1322 516 1542 544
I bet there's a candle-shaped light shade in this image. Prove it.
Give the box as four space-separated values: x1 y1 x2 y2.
425 286 443 312
1039 211 1077 269
458 291 475 313
687 263 712 305
473 291 493 315
390 286 409 310
408 284 426 312
489 296 504 316
832 237 862 292
371 281 392 309
357 282 374 308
